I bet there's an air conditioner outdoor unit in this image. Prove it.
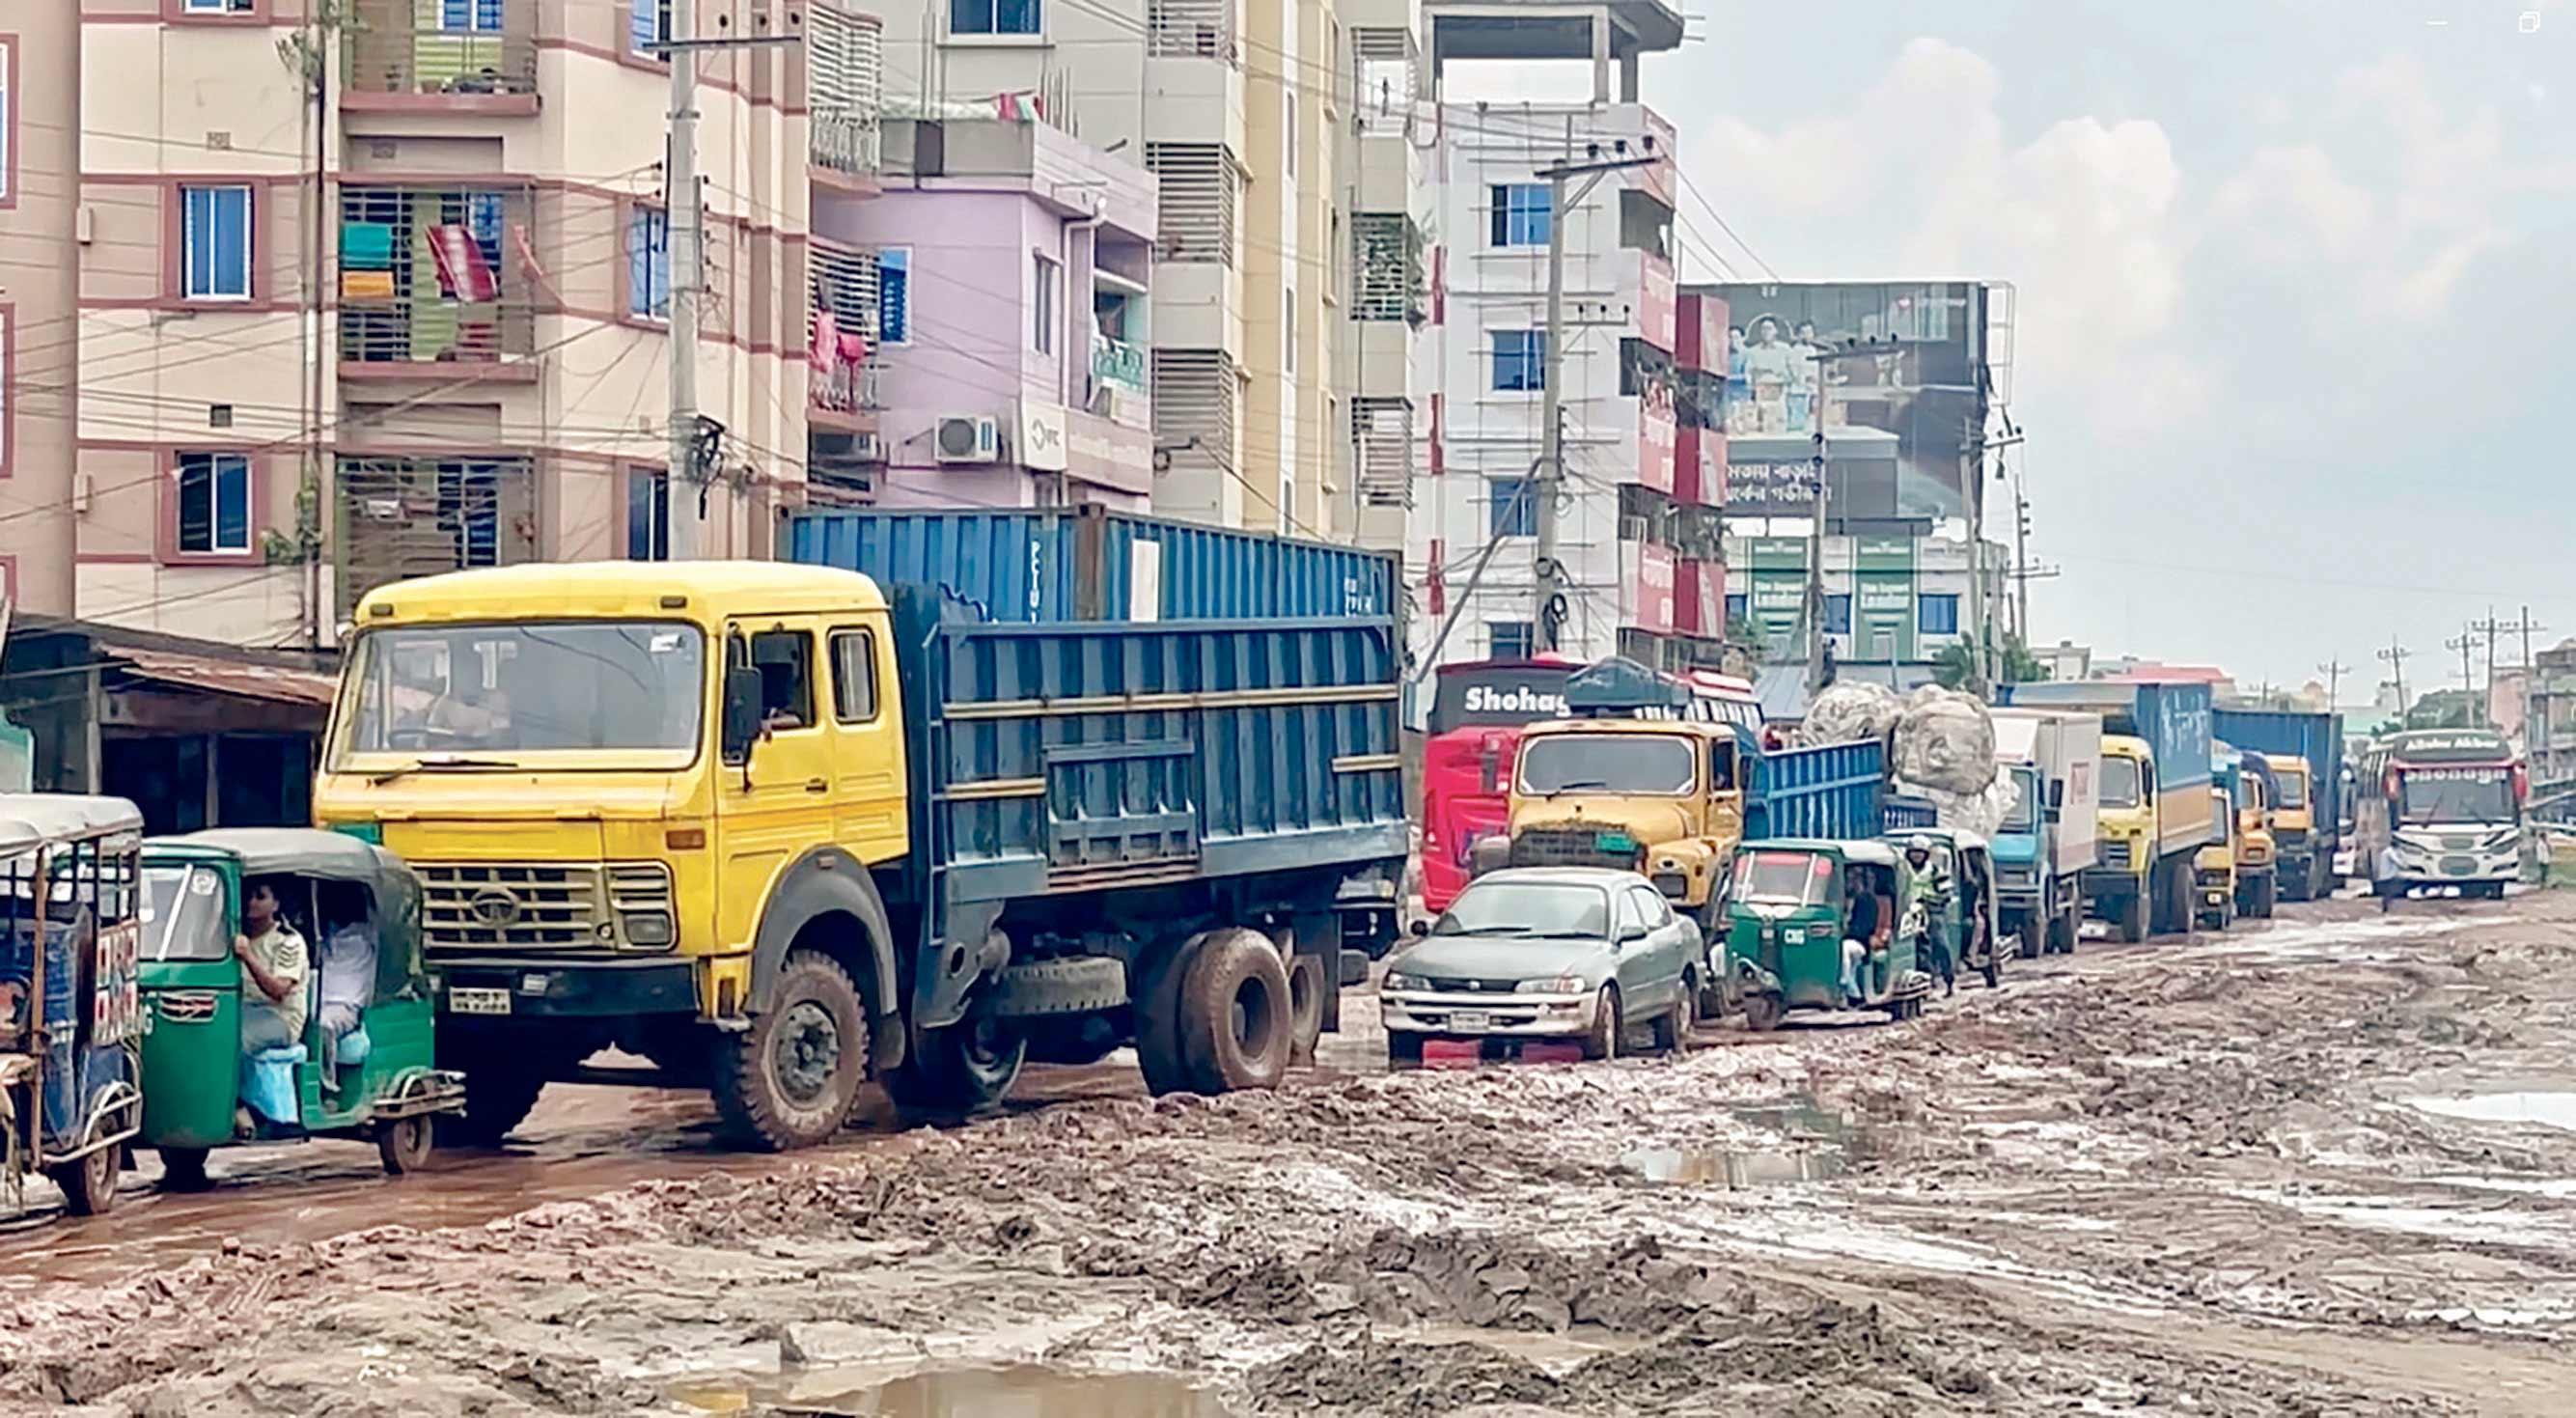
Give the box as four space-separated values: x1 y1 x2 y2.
934 415 1002 463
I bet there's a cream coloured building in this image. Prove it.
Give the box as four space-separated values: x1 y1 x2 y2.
0 0 857 644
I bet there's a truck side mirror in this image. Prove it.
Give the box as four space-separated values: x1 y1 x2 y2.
2047 779 2065 809
721 674 765 765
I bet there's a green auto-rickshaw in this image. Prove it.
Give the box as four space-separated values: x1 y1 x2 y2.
1883 828 2005 990
138 829 462 1187
1723 839 1930 1031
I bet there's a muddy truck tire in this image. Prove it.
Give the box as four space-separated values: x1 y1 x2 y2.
2117 890 2147 944
1177 929 1293 1094
1286 953 1328 1065
1133 933 1206 1096
711 950 870 1151
883 1018 1028 1117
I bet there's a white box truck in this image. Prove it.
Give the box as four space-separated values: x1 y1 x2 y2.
1990 708 2101 956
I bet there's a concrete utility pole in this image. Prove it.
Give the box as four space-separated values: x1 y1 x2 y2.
656 4 801 559
1530 125 1659 654
2379 640 2411 718
1959 414 2024 694
2317 658 2349 709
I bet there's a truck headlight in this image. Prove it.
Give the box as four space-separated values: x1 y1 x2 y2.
622 911 675 947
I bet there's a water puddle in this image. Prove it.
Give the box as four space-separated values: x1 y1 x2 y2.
2411 1092 2576 1132
1622 1144 1844 1187
669 1363 1224 1416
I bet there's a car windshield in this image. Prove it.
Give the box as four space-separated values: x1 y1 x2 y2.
143 864 232 963
1434 880 1610 938
2275 772 2308 809
332 622 706 764
2000 768 2039 832
2099 756 2143 809
1731 850 1833 905
1518 735 1697 795
2398 767 2514 824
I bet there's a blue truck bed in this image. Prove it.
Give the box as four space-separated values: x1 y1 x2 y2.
1747 740 1900 842
789 507 1399 626
2002 681 2216 797
891 584 1408 913
2212 709 2343 828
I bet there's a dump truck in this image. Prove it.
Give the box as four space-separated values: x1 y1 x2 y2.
2211 709 2344 901
1988 708 2100 957
2000 681 2217 941
313 561 1407 1151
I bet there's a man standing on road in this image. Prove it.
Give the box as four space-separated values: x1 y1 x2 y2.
1841 867 1880 1009
1903 836 1956 997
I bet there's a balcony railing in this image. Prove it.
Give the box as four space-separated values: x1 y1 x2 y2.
813 112 883 180
345 0 538 104
809 243 882 419
1091 335 1148 393
335 455 537 617
808 4 884 179
1149 0 1239 62
338 187 539 370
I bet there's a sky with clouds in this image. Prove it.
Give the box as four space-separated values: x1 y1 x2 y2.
1447 0 2573 704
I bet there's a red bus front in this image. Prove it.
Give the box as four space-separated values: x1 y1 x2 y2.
1420 659 1577 913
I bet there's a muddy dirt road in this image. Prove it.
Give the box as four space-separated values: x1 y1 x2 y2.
11 892 2576 1415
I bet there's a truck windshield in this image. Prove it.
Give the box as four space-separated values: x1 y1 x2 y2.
2398 766 2514 824
1518 735 1696 795
2275 772 2308 809
1732 850 1832 905
143 864 231 963
2000 767 2039 833
2099 756 2143 809
1435 881 1609 938
333 622 706 764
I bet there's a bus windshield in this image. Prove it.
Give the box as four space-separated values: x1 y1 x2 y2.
2397 766 2514 824
2099 756 2143 810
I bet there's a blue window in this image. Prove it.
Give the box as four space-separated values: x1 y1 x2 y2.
1918 593 1960 635
1724 594 1748 624
1488 622 1536 660
1488 477 1537 538
629 0 671 55
627 469 669 561
1488 184 1549 247
625 207 669 319
177 453 252 555
1492 330 1546 391
1824 594 1852 635
181 185 252 300
951 0 1040 36
442 0 505 31
877 247 910 344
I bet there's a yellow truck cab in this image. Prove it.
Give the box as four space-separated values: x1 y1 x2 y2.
2233 764 2278 918
2194 787 2239 930
314 561 1409 1150
2091 735 2160 941
2262 751 2313 887
1497 716 1745 914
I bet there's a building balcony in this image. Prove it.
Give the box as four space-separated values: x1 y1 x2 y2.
1149 0 1240 62
812 113 883 191
335 454 537 617
810 5 885 191
344 0 539 115
1092 335 1148 396
337 186 540 380
809 243 883 433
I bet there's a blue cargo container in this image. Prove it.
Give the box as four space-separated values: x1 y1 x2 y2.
888 585 1408 1083
2213 708 2344 900
2002 681 2214 798
787 506 1399 626
1745 739 1899 843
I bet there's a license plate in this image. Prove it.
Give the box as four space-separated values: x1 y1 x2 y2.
1449 1011 1493 1033
448 987 512 1016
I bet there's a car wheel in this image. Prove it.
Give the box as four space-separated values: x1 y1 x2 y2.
1648 1002 1683 1054
1580 987 1620 1062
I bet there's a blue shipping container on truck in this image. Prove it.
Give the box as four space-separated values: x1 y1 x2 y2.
2000 681 2215 794
2211 709 2344 826
786 506 1399 626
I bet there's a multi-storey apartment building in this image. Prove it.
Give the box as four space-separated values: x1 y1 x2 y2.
2 0 846 642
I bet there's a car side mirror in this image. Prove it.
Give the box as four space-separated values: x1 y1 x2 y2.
721 675 765 764
1618 924 1649 945
1408 918 1432 939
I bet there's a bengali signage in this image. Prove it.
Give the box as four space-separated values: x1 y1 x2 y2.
1628 542 1676 634
1638 388 1676 494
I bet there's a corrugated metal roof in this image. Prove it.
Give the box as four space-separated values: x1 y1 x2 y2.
118 649 338 708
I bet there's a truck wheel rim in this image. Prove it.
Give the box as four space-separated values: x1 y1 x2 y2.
773 1000 843 1105
1231 978 1278 1058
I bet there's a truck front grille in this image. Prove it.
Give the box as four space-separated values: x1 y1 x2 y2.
417 862 675 954
1509 827 1635 872
2100 840 2133 871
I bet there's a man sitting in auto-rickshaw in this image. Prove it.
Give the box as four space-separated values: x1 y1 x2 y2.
1902 836 1956 998
235 878 308 1055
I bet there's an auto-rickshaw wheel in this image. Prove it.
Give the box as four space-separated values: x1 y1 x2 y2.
157 1147 212 1193
377 1115 434 1176
1741 992 1784 1033
50 1144 121 1217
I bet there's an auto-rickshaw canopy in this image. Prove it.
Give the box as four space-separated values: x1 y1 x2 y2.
0 793 146 857
141 829 425 993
